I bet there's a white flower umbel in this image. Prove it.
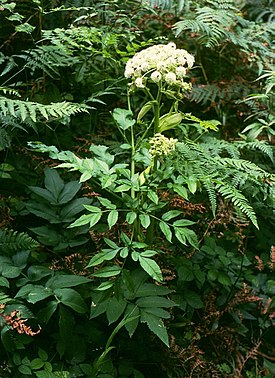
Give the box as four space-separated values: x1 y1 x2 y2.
124 42 195 91
149 133 178 158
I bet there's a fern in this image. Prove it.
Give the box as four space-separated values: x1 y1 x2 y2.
0 97 89 123
0 229 39 253
201 177 217 214
215 182 258 228
238 140 274 162
17 45 78 78
0 128 11 150
174 140 274 226
175 6 236 47
0 292 12 306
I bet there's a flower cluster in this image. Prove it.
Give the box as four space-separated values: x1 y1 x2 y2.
125 42 194 90
149 133 178 158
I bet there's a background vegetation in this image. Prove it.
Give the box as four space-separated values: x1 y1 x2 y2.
0 0 274 377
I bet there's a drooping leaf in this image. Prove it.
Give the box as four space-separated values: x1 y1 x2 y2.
106 296 127 324
107 210 119 229
159 221 172 243
138 256 163 282
140 311 169 347
136 296 175 308
54 288 87 313
92 265 122 278
113 108 135 130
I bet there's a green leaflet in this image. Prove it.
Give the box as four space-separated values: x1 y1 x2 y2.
159 221 172 243
87 249 120 267
140 311 169 347
107 210 119 229
138 256 163 282
113 108 135 130
54 288 87 313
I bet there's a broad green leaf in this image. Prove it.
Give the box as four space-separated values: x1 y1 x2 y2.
174 227 187 245
70 210 102 228
140 250 157 258
37 300 58 323
90 298 109 319
140 311 169 346
113 108 135 130
19 365 32 375
184 290 203 309
54 288 87 313
173 184 189 200
103 238 119 249
186 177 197 194
107 210 118 229
147 190 158 204
95 281 114 291
97 197 116 209
60 197 92 220
15 284 53 303
114 184 131 192
184 228 199 249
44 167 64 198
173 219 195 227
83 205 102 213
178 265 194 282
135 283 171 297
38 349 48 362
162 210 182 221
120 247 129 258
126 211 137 224
106 296 127 324
136 296 175 308
92 265 122 277
46 275 90 290
27 287 53 304
124 303 140 337
139 214 150 229
131 251 139 262
86 249 119 267
28 187 56 204
217 272 231 286
138 256 163 282
159 221 172 243
208 270 218 281
30 358 44 370
58 181 81 204
0 277 9 287
143 307 171 319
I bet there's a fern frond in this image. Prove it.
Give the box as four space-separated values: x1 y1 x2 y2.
0 128 11 150
237 140 274 162
0 97 89 123
0 229 39 253
201 177 217 214
215 182 258 228
0 292 12 306
17 45 77 77
216 157 269 178
175 6 236 47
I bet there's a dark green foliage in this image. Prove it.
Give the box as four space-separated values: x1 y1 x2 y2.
0 1 274 377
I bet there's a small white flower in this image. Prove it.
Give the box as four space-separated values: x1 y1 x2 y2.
151 71 162 83
125 66 135 78
186 54 195 68
165 72 177 85
135 77 145 88
176 66 186 77
167 42 176 49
